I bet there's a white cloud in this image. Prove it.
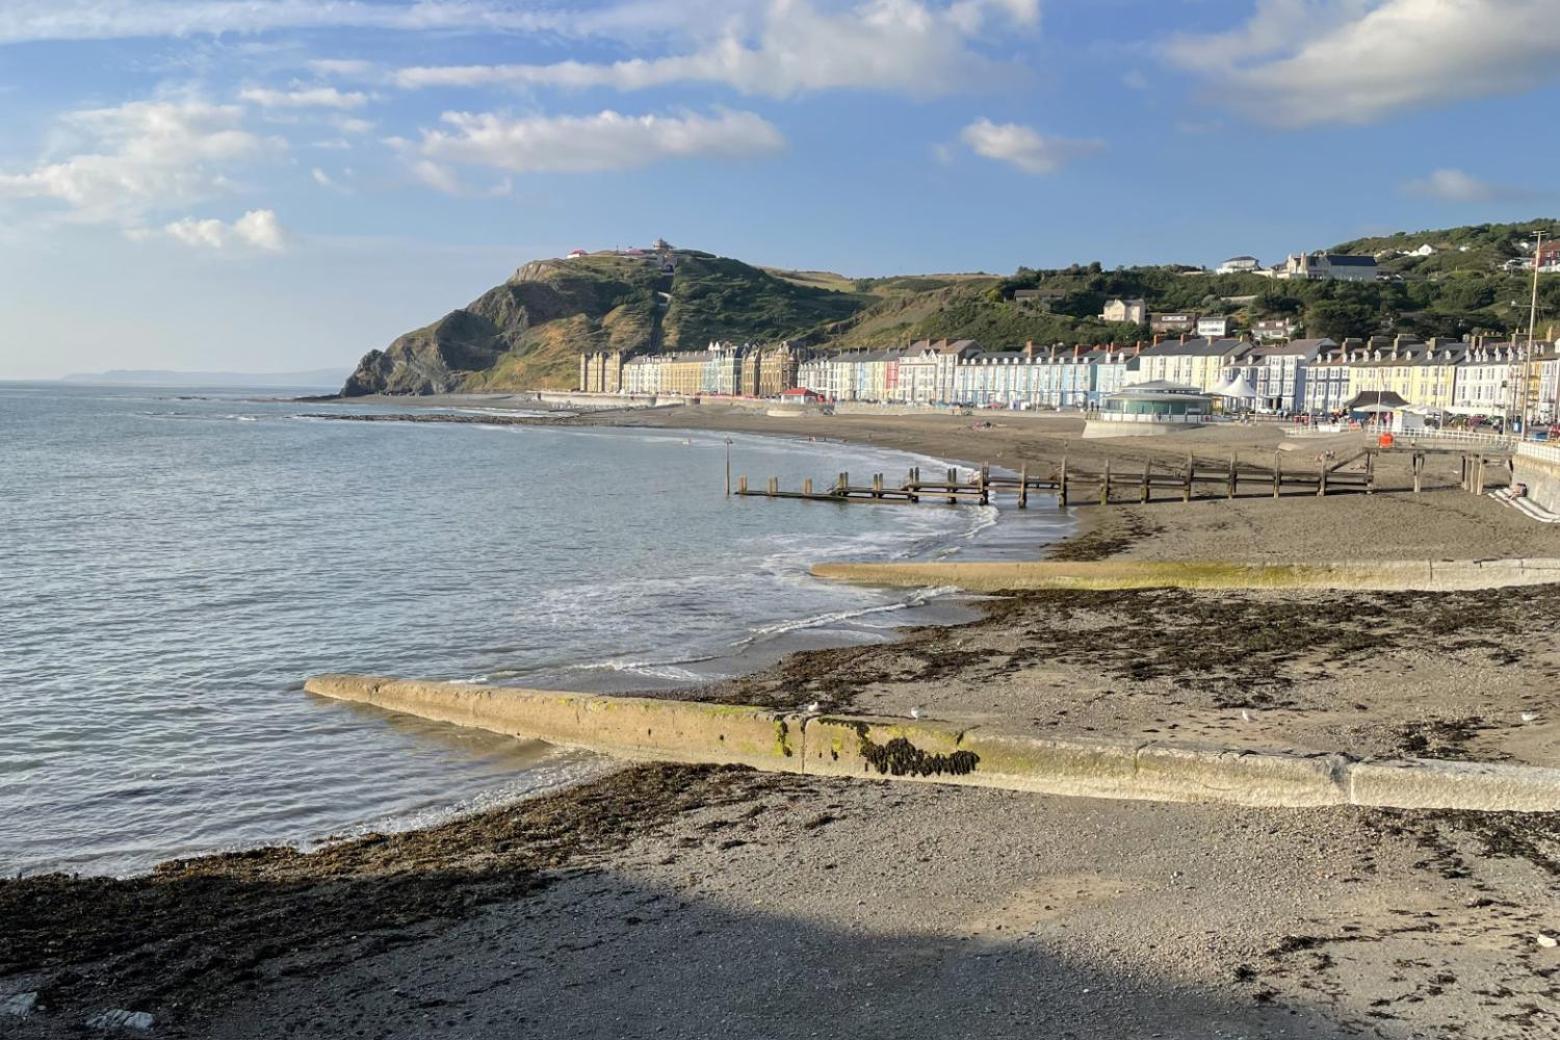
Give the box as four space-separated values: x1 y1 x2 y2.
240 86 369 109
163 208 286 251
1166 0 1560 127
308 58 377 78
1401 167 1534 203
418 109 786 179
0 99 276 224
0 1 572 43
392 0 1039 98
331 116 376 135
959 118 1102 174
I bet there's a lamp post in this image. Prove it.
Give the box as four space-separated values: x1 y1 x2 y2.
724 438 733 496
1522 230 1546 439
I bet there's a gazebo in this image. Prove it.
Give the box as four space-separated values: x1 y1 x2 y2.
1342 390 1424 432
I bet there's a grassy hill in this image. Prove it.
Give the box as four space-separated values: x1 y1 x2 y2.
341 223 1560 394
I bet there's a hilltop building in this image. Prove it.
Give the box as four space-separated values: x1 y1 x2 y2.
1216 256 1262 275
1275 252 1378 282
1150 312 1197 334
1253 318 1299 342
1196 316 1231 338
1101 298 1148 324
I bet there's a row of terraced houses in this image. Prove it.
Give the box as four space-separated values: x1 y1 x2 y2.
581 334 1560 422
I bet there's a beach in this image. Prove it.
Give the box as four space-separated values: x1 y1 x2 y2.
3 402 1558 1039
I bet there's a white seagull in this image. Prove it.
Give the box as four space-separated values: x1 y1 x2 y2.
804 701 821 714
910 707 924 720
1521 711 1540 723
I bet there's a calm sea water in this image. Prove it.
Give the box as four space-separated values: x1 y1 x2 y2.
0 384 1066 877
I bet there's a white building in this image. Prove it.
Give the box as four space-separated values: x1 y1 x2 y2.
1196 315 1231 338
1252 318 1299 342
1452 344 1518 416
1100 298 1147 324
1222 338 1334 414
1275 252 1378 282
1216 256 1262 275
1134 337 1250 393
1302 348 1354 415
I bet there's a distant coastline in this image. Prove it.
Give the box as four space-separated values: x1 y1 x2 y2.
60 368 348 389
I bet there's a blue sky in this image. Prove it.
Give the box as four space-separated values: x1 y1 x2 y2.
1 0 1558 379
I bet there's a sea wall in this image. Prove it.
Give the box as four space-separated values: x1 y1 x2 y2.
809 558 1560 593
1514 442 1560 514
305 676 1560 812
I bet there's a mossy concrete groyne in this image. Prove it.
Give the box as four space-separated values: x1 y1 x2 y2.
809 558 1560 593
305 676 1559 813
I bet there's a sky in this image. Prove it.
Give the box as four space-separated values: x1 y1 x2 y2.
2 0 1559 379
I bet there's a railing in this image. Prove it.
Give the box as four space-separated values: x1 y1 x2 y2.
1093 412 1213 425
1517 441 1560 466
1411 429 1516 448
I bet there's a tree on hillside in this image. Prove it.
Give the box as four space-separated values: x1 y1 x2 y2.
1306 300 1377 341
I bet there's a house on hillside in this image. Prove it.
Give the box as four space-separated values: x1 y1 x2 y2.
1216 256 1262 275
1196 315 1231 338
1150 312 1197 334
1100 298 1147 324
1275 252 1378 282
1253 318 1299 342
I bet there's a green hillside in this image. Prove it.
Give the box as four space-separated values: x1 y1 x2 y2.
341 222 1560 395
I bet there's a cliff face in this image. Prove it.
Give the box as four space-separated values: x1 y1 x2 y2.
340 250 864 395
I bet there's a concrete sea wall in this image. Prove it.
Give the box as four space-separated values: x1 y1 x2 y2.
305 676 1560 813
809 558 1560 593
1515 442 1560 515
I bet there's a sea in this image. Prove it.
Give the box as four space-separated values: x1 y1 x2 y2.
0 383 1068 877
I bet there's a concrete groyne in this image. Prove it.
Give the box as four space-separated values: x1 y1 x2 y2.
809 558 1560 593
305 676 1560 813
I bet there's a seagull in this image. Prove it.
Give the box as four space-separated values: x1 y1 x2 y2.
804 701 821 714
1241 709 1253 723
1521 711 1540 723
910 707 924 720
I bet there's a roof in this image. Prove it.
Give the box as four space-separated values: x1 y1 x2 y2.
1142 337 1248 358
1326 254 1377 266
1221 256 1259 263
1343 390 1411 411
1241 337 1336 359
1120 380 1207 394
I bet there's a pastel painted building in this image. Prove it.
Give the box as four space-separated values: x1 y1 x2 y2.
1221 338 1335 414
1133 337 1251 393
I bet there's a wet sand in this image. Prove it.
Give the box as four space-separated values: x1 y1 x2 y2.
4 401 1558 1038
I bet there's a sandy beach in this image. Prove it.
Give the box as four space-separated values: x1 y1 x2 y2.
4 401 1558 1039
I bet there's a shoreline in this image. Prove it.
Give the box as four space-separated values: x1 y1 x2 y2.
5 398 1559 1038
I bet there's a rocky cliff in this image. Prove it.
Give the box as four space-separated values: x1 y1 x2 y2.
340 249 864 395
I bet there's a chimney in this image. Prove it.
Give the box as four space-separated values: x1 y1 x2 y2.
1024 339 1035 357
1074 344 1082 359
1180 333 1188 344
1153 333 1163 346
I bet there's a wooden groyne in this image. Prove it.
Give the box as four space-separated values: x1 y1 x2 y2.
734 448 1505 511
